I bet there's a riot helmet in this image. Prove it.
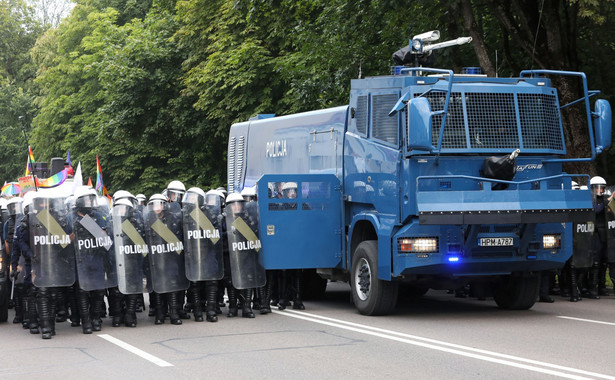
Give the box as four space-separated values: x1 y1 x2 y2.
216 187 227 198
74 186 98 211
0 198 7 211
571 181 580 190
166 180 186 203
148 193 167 213
136 194 147 206
281 182 298 199
184 187 206 206
226 192 245 215
240 187 257 202
7 197 23 216
205 189 222 207
113 189 138 207
590 176 607 196
113 198 134 217
22 191 35 214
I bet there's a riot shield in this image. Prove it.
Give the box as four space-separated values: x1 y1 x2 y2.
182 195 224 281
112 204 151 294
572 221 594 268
144 202 189 293
72 205 117 291
607 199 615 263
225 201 266 289
29 194 75 287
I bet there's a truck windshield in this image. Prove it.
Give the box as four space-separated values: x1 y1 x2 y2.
416 90 565 154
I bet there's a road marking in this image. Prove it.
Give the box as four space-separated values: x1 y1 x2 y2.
98 334 174 367
273 309 615 380
557 316 615 326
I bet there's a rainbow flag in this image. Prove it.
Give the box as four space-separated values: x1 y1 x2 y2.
95 155 103 195
24 146 35 176
87 177 93 187
36 169 68 188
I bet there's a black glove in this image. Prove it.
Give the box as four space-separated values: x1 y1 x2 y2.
10 269 19 279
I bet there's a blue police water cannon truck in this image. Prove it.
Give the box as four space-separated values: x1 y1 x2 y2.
227 31 612 315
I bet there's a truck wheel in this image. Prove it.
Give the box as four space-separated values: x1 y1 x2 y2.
351 240 398 316
493 273 539 310
302 269 328 300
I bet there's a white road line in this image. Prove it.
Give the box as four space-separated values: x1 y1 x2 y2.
98 334 174 367
273 310 615 380
557 316 615 326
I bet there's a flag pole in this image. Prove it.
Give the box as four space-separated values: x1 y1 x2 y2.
19 116 38 191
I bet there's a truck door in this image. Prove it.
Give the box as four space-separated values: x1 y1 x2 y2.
257 174 343 270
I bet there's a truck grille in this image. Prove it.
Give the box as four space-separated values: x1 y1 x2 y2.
227 135 245 192
421 91 564 152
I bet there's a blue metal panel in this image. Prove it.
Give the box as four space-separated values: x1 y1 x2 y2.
230 106 348 191
257 174 343 270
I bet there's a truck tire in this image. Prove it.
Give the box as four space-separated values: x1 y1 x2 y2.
493 273 539 310
302 269 328 300
351 240 398 316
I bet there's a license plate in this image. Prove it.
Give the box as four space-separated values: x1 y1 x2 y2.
479 237 514 247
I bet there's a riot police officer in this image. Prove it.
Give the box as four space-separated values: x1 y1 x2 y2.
165 181 190 321
5 197 23 323
278 182 305 310
183 188 224 322
144 194 189 325
12 193 38 333
112 198 148 327
226 192 266 318
30 191 76 339
72 186 116 334
589 176 613 298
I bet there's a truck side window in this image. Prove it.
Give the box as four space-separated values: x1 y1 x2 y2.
356 96 368 135
371 93 399 145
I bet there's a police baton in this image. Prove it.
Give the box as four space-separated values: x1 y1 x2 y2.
10 277 14 300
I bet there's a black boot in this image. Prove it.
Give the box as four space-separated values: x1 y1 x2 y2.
278 271 289 310
148 292 156 316
55 287 67 323
227 285 238 317
77 289 92 334
109 287 124 327
124 295 138 327
91 290 104 332
27 286 39 334
177 290 190 320
258 285 271 314
588 263 601 299
189 282 204 322
167 292 182 325
37 288 53 339
292 271 305 310
153 292 164 324
13 285 24 324
205 281 218 322
241 289 255 318
68 284 80 327
570 265 581 302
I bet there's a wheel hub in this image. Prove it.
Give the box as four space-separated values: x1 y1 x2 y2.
355 258 371 301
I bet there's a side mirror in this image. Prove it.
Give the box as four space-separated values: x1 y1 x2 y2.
593 99 612 153
407 97 434 152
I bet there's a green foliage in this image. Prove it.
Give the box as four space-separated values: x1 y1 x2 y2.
0 0 613 192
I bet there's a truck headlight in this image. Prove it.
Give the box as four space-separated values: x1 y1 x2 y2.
543 234 561 249
398 237 439 253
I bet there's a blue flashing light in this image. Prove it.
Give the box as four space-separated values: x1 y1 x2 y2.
448 256 460 262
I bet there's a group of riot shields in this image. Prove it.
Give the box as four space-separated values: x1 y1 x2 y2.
28 188 265 300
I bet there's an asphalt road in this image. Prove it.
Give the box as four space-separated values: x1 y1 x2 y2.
1 282 615 380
